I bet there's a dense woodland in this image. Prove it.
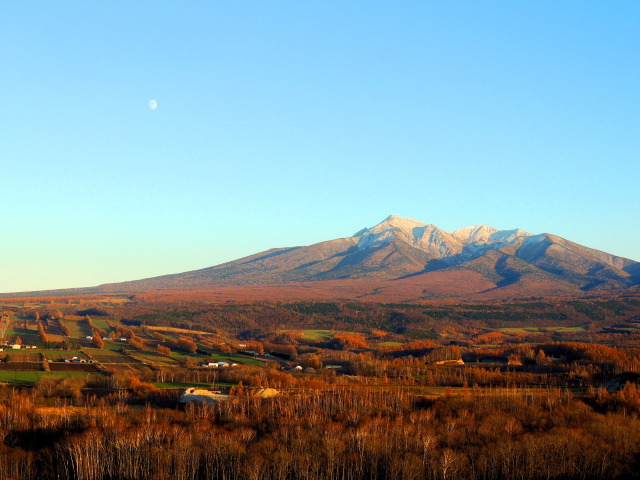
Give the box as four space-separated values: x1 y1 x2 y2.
0 292 639 479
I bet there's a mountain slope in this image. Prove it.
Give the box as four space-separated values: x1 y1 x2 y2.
516 234 637 290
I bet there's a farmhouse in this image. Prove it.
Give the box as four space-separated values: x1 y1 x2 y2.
64 356 87 363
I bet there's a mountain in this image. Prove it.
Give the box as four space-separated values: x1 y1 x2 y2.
5 215 640 299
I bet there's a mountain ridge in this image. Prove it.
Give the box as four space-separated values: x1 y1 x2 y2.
3 215 639 299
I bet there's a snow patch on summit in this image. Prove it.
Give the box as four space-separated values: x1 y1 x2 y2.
355 215 464 258
353 215 534 262
452 225 498 244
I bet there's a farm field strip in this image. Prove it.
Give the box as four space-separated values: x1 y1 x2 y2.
129 351 180 366
300 329 334 341
5 318 40 343
0 371 101 384
4 351 42 362
0 362 43 371
91 318 111 331
498 325 587 333
49 363 100 372
283 329 359 341
146 326 216 336
103 341 136 351
83 348 138 364
64 320 92 338
209 353 265 366
42 351 88 361
90 354 138 364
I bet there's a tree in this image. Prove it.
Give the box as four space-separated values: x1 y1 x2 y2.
92 333 104 349
129 336 145 350
38 322 48 344
177 337 197 354
157 344 171 357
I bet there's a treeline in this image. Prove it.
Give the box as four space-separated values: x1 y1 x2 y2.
1 385 640 479
6 296 640 349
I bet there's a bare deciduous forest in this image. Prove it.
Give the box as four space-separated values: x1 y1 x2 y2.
0 292 639 479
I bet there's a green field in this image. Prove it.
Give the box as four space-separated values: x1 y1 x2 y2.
378 341 403 347
65 320 92 338
169 351 204 359
5 328 38 337
6 318 40 343
83 348 137 364
9 317 32 324
300 329 334 341
0 370 101 384
41 351 86 361
153 381 215 389
130 351 180 366
103 341 136 351
92 318 111 331
498 325 587 333
209 353 265 366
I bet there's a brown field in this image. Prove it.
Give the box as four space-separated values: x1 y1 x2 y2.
146 326 216 336
89 354 138 364
43 351 88 362
0 362 43 371
101 364 141 374
6 352 42 362
48 363 100 372
46 321 64 336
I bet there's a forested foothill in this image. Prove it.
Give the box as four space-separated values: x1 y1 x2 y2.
0 290 640 479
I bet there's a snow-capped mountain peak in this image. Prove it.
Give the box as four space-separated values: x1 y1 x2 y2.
352 216 536 263
452 225 498 244
354 216 464 257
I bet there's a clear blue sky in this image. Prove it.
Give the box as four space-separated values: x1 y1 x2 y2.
2 2 639 292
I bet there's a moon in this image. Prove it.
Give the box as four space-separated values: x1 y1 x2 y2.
149 100 158 110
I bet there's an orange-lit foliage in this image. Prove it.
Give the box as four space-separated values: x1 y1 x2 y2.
475 331 505 344
331 332 368 349
173 337 196 353
157 344 172 356
370 328 388 338
37 321 48 343
91 333 104 349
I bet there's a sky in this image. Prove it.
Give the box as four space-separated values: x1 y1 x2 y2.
2 2 639 292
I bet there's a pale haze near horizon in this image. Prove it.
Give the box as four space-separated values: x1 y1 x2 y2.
2 2 639 293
